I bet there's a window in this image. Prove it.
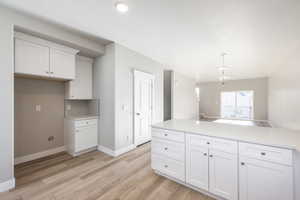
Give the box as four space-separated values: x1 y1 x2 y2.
221 91 254 120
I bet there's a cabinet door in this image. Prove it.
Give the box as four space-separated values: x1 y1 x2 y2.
50 48 76 80
74 125 98 152
186 134 209 190
209 150 238 200
15 39 50 77
239 156 293 200
67 57 93 99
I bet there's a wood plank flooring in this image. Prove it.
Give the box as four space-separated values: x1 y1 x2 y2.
0 143 215 200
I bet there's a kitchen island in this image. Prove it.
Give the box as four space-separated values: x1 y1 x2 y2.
151 119 300 200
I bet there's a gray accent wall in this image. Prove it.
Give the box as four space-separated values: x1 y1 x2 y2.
14 78 65 157
0 5 105 184
198 77 269 121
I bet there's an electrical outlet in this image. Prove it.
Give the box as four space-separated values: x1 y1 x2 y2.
48 136 54 142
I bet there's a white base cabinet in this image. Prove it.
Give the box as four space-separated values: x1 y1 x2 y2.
151 128 295 200
185 134 238 200
64 118 98 156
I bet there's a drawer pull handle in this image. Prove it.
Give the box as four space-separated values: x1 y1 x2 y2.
164 147 168 151
241 162 245 166
203 153 207 156
261 152 266 156
164 165 168 168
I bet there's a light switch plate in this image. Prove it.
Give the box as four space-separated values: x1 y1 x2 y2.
35 105 41 112
66 104 71 110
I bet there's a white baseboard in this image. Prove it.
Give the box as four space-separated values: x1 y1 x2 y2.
115 144 136 156
0 178 15 192
98 144 136 157
14 146 66 165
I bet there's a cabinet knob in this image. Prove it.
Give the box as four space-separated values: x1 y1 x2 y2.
203 153 207 156
261 152 266 156
207 142 210 145
164 133 168 137
164 147 168 151
164 165 168 168
241 162 245 166
209 155 213 158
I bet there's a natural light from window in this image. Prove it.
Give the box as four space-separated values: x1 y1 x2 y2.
221 91 254 120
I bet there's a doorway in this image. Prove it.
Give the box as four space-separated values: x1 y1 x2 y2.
133 70 154 146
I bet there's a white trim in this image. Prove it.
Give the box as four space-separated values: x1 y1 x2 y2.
14 32 79 55
0 178 15 192
115 144 136 157
14 146 66 165
98 144 136 157
97 145 116 157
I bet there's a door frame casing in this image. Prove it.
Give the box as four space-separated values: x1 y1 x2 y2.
133 69 155 146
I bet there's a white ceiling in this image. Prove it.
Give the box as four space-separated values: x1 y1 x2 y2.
1 0 300 82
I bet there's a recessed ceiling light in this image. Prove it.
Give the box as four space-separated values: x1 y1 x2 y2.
115 1 129 13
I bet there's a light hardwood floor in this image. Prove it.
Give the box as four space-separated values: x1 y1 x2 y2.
1 143 215 200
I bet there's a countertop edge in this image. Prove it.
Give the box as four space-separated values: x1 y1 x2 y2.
151 125 299 152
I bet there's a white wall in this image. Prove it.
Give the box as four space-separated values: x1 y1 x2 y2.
114 44 164 150
93 43 164 151
0 5 105 186
268 59 300 130
172 72 199 119
93 43 116 150
198 78 269 121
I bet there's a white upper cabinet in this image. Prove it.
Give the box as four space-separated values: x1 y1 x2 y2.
50 48 76 79
15 39 50 77
65 56 93 99
14 32 79 80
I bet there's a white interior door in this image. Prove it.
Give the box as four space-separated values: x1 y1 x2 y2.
134 70 154 146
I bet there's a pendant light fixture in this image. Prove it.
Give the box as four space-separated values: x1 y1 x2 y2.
218 53 230 86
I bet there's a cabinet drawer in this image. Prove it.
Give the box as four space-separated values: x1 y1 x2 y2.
151 154 185 182
188 134 238 154
75 119 97 127
152 128 184 143
152 138 185 162
239 142 293 166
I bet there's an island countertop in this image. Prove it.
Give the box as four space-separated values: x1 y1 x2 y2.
152 119 300 151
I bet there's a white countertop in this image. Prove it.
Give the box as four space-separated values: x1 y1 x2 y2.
152 119 300 151
65 114 99 120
